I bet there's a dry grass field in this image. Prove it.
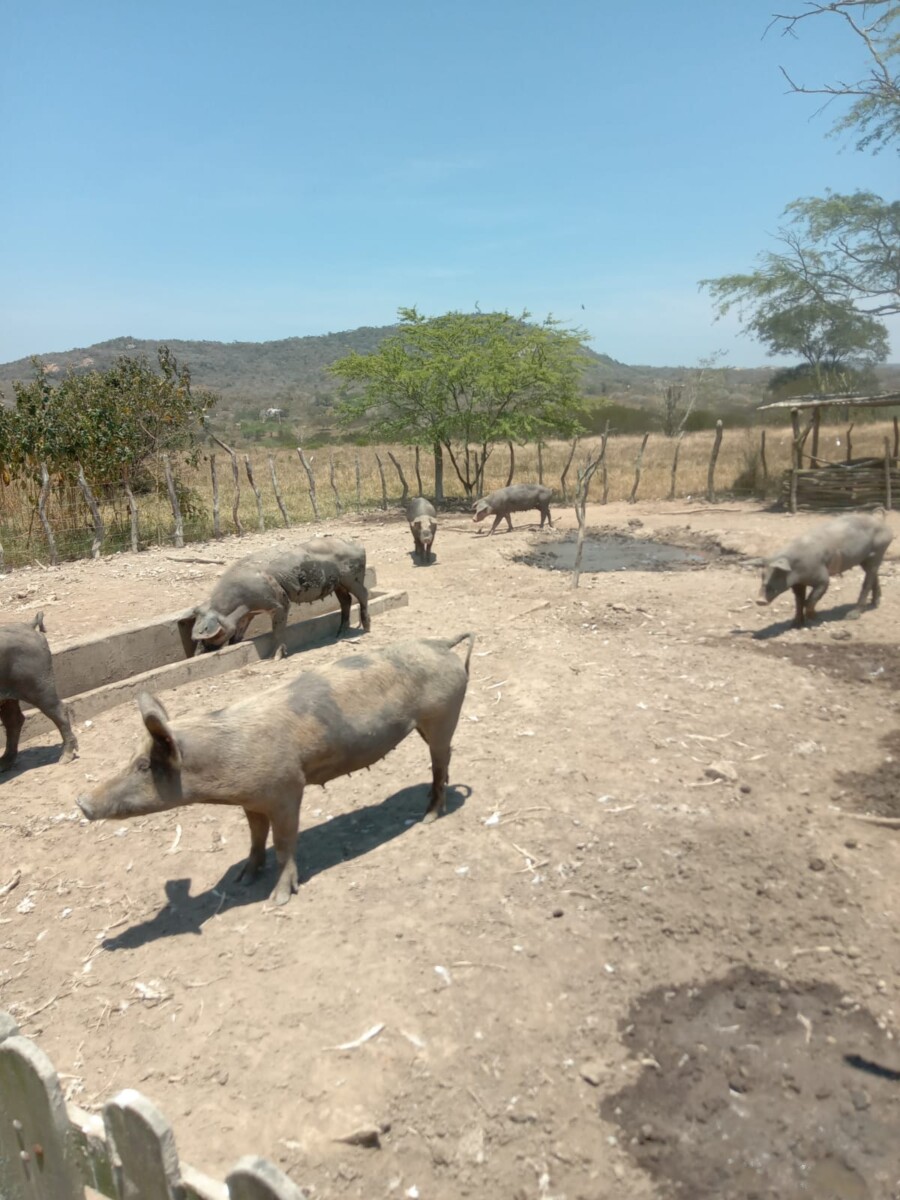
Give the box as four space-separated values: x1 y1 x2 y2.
0 419 894 569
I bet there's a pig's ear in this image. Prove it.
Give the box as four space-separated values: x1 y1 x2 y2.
769 555 792 573
138 693 180 762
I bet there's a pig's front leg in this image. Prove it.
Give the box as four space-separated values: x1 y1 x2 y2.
236 809 271 883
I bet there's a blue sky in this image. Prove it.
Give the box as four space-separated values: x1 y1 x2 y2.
3 0 897 368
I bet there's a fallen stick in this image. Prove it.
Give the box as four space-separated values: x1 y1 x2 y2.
328 1022 385 1051
511 600 550 620
164 555 226 565
844 812 900 828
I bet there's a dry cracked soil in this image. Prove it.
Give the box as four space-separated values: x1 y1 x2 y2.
1 499 899 1200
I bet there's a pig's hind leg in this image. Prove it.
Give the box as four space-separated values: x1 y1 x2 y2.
268 796 301 905
416 705 464 823
851 554 885 617
236 809 271 884
0 700 24 770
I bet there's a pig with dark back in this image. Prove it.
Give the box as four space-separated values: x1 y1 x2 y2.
0 612 78 770
77 632 475 905
191 536 370 658
757 511 894 628
473 484 553 534
407 497 437 562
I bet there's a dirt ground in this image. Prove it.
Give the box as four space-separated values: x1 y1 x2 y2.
2 499 899 1200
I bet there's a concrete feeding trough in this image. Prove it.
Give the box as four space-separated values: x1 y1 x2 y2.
23 568 408 742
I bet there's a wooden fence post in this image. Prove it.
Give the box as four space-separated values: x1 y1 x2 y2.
328 453 343 515
122 472 140 552
759 429 768 485
885 436 892 510
599 422 610 504
104 1089 184 1200
505 440 516 488
845 423 854 464
355 455 362 511
210 453 222 538
210 434 243 534
894 416 899 460
37 463 59 565
296 445 319 520
162 455 184 548
572 446 606 588
76 464 105 558
559 436 578 502
810 407 821 465
387 451 410 502
789 408 801 514
414 446 423 496
706 420 724 503
244 455 265 532
537 441 544 485
0 1034 83 1199
268 454 290 527
629 432 650 504
374 453 388 510
668 432 684 501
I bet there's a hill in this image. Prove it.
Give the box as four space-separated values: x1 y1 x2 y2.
1 328 897 438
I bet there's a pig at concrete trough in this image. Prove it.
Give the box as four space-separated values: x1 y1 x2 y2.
473 484 553 535
77 633 475 904
407 496 437 562
757 511 894 628
0 612 78 771
191 536 371 659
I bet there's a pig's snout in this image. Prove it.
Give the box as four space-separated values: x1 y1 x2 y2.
76 795 97 820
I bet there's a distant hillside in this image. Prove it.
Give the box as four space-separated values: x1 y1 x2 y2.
1 327 897 436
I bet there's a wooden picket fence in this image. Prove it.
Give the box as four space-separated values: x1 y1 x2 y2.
0 1011 304 1200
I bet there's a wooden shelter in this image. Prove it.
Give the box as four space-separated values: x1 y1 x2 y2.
757 392 900 512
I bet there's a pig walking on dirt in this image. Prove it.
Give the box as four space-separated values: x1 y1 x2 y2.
191 536 371 659
407 497 438 562
757 511 894 629
0 612 78 771
77 632 475 905
473 484 553 535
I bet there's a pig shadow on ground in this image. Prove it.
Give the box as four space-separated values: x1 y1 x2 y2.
743 601 861 640
0 742 71 779
101 783 470 950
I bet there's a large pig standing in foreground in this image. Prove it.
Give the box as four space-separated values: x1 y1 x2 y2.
407 496 438 562
757 511 894 628
1 612 78 770
473 484 553 535
77 632 475 905
191 536 370 659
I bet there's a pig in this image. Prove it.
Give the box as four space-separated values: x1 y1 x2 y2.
77 632 475 904
0 612 78 771
473 483 553 535
407 496 437 562
757 511 894 628
191 536 371 659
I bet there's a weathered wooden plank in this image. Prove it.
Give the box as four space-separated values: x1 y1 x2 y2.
226 1156 308 1200
104 1089 182 1200
0 1034 84 1200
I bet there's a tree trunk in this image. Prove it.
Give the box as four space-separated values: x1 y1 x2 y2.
559 436 578 502
387 451 409 502
210 453 222 538
123 473 140 552
433 442 444 503
629 432 650 504
414 446 423 496
506 440 516 488
668 432 684 501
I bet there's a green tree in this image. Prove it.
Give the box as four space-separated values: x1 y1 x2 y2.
0 347 215 489
702 4 899 373
771 1 900 154
330 307 590 499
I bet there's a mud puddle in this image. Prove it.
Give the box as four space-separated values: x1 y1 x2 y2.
601 966 900 1199
515 531 712 573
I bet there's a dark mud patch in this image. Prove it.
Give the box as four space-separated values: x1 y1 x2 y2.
515 531 716 574
602 966 900 1199
754 641 899 690
835 728 900 820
